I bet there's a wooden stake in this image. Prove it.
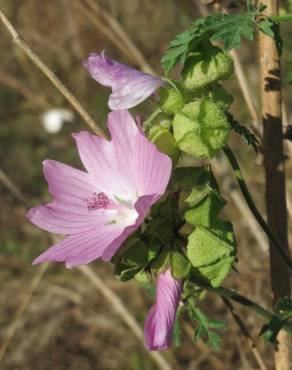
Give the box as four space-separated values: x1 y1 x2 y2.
258 1 291 369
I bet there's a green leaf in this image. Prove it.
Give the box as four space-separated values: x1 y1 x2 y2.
201 13 255 51
161 29 199 74
258 18 275 37
161 4 275 73
187 222 234 268
173 98 231 159
187 220 236 287
195 255 234 287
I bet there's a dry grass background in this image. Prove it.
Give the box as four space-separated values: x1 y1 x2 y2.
0 0 292 369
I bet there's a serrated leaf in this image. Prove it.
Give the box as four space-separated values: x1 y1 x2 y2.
258 18 275 37
228 112 259 151
198 13 255 51
161 29 199 73
161 5 273 73
188 302 226 350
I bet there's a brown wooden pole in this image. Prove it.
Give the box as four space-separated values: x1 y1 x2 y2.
258 1 291 369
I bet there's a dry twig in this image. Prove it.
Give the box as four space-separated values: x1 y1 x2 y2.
0 263 49 365
0 8 104 137
222 298 268 370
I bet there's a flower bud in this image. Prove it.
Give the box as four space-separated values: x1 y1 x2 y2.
173 97 230 159
182 43 234 91
159 86 185 115
149 125 180 164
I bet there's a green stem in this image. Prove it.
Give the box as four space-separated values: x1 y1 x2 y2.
208 286 292 336
223 145 292 271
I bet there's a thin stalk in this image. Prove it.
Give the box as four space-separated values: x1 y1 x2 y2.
208 286 292 335
223 145 292 271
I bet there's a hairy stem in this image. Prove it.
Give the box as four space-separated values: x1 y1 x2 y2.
223 146 292 270
208 286 292 336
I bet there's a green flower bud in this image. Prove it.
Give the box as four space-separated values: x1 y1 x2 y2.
149 125 180 164
159 86 185 115
173 98 230 159
182 44 234 91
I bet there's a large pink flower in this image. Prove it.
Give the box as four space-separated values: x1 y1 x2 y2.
28 110 171 268
144 269 182 351
83 52 165 110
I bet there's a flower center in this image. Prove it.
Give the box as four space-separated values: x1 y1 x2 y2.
87 192 110 210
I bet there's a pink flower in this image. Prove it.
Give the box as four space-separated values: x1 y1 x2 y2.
28 110 171 268
83 52 165 110
144 269 182 351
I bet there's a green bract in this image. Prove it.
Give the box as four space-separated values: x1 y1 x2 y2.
185 186 226 227
182 45 234 91
149 125 180 164
173 98 230 158
170 251 191 279
159 86 185 115
207 84 233 111
114 238 149 282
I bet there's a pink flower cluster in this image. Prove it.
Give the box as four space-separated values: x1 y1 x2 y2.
28 53 182 351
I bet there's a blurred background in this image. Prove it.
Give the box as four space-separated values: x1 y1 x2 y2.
0 0 292 369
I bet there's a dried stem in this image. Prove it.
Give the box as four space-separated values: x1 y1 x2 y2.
0 263 49 365
0 69 48 108
83 0 154 73
258 1 291 370
0 8 104 137
222 298 268 370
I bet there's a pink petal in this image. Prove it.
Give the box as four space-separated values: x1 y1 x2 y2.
107 110 137 188
72 131 135 200
27 202 110 235
134 131 172 197
83 53 165 110
33 225 123 268
144 269 182 351
42 160 98 214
